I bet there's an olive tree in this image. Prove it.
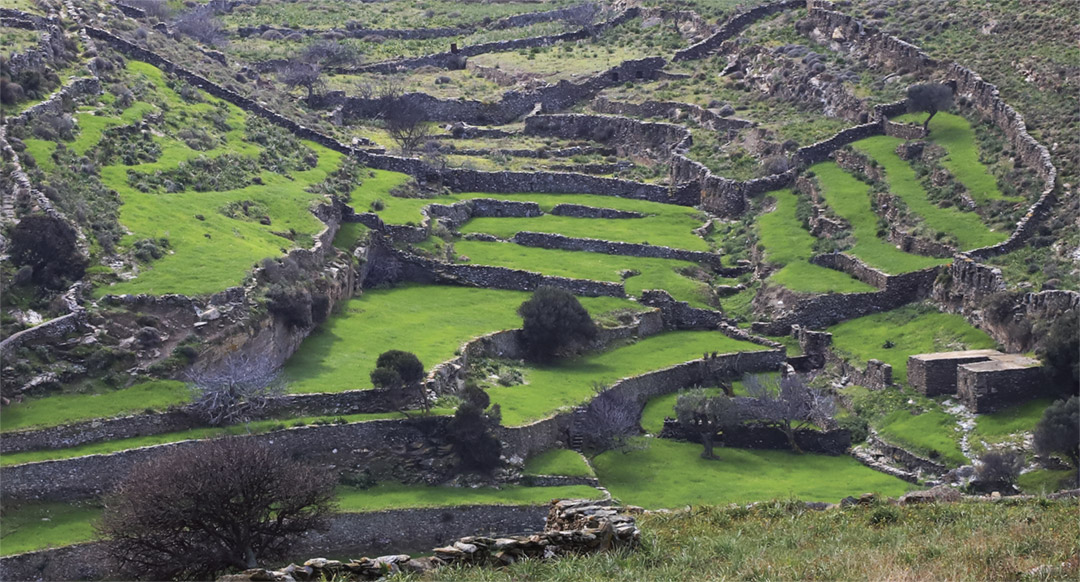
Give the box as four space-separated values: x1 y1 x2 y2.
370 349 428 412
675 389 741 459
906 83 954 130
743 373 836 453
1034 396 1079 468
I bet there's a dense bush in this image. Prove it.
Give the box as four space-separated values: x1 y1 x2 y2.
1034 396 1079 468
8 214 88 289
94 129 162 166
446 384 502 473
245 117 318 174
517 286 597 362
127 154 257 193
1036 309 1079 389
369 350 425 389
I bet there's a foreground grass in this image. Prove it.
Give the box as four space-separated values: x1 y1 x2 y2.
284 284 637 394
336 483 603 513
432 497 1080 581
0 380 188 433
523 449 594 478
453 240 714 308
828 303 997 385
756 189 876 294
488 331 767 426
593 439 912 509
811 162 949 274
852 136 1007 250
0 501 102 557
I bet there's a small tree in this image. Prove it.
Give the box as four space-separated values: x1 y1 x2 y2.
187 352 285 425
906 83 954 130
303 39 359 68
744 373 836 453
279 61 323 99
370 349 428 412
97 438 336 580
8 214 87 289
174 11 225 46
517 286 598 362
1034 396 1079 468
974 450 1024 487
446 384 503 472
384 100 433 156
675 389 740 459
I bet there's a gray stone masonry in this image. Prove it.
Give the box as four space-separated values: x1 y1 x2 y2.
907 350 1001 397
957 354 1046 413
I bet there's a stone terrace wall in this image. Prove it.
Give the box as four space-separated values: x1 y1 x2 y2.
512 231 726 269
343 8 640 74
751 265 940 335
332 58 667 126
803 7 936 74
673 0 805 61
499 348 787 459
591 97 755 133
2 417 453 503
525 113 689 161
809 252 890 289
82 29 696 211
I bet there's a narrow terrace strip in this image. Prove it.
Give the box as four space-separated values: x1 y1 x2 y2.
755 189 876 294
453 240 717 308
851 136 1008 250
810 162 949 274
895 112 1022 204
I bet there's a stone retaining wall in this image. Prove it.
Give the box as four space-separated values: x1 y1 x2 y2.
512 231 725 269
751 265 940 335
673 0 805 61
591 97 755 133
2 417 455 503
549 203 642 219
338 8 639 75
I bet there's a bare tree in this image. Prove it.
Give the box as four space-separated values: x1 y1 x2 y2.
743 373 836 453
303 39 360 68
675 389 741 459
278 61 323 99
580 388 641 451
906 83 954 130
174 11 226 46
385 100 433 156
98 438 336 580
187 352 285 425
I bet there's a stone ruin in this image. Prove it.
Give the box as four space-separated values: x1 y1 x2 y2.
217 499 640 582
908 350 1046 412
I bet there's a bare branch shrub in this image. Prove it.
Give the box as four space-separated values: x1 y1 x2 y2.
174 11 226 46
187 352 285 425
743 373 836 453
98 438 336 580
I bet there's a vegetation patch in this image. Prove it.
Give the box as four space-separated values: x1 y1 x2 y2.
523 449 595 477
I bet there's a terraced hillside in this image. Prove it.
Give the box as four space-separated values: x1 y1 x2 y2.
0 0 1076 579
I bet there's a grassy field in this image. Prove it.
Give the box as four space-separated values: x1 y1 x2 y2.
593 439 913 509
851 136 1008 250
434 497 1080 581
0 501 102 557
0 380 188 433
877 408 967 466
284 284 638 394
453 240 714 308
756 189 877 294
336 483 602 513
0 410 452 467
1017 470 1075 495
488 331 767 426
895 112 1020 204
827 303 997 385
523 449 595 477
811 163 949 274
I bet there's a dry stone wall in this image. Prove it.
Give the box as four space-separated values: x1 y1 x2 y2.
660 419 851 455
511 231 726 269
673 0 805 61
